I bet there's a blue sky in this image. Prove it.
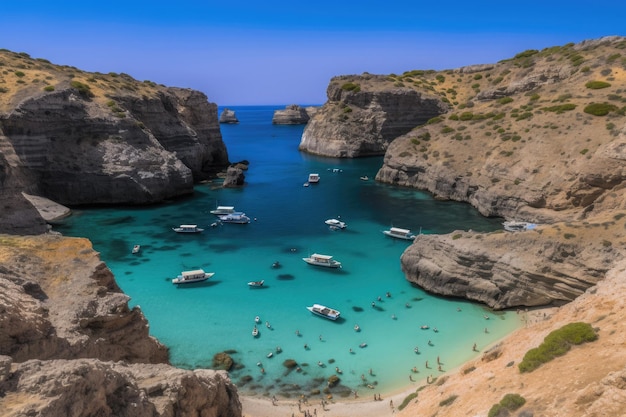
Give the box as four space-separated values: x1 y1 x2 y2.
1 1 624 105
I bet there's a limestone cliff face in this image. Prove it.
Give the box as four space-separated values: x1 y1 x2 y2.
0 234 242 417
0 51 229 210
0 235 168 363
400 218 622 309
299 74 449 157
376 36 626 222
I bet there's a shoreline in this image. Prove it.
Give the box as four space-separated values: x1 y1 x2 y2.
239 307 553 417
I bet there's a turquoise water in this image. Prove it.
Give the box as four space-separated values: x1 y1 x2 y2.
55 105 521 399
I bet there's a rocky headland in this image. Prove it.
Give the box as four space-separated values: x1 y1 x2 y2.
0 49 230 232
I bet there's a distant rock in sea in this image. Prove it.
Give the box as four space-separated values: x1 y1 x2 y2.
219 108 239 123
272 104 315 124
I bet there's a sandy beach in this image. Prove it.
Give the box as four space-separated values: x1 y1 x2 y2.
241 386 415 417
239 308 552 417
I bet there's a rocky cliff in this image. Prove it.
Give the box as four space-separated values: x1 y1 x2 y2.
0 50 230 234
0 234 241 417
299 74 448 157
301 37 626 309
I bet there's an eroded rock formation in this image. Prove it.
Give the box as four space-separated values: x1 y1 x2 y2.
400 219 622 309
0 234 242 417
299 74 448 157
272 104 310 124
0 51 230 236
220 108 239 123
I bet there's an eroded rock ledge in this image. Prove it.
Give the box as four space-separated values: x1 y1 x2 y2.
400 220 623 309
0 234 241 417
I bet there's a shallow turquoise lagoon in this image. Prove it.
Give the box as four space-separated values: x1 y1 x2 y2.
55 105 522 398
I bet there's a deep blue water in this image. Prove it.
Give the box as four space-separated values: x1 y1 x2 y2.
54 105 520 399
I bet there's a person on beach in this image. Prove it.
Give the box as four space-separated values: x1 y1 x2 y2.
425 360 429 368
472 343 478 351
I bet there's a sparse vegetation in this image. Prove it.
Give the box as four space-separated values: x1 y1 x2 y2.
585 80 611 89
518 322 597 373
340 82 360 92
584 102 617 116
488 393 526 417
439 394 458 407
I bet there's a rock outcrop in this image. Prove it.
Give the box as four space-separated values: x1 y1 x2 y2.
272 104 310 124
400 217 622 309
0 234 242 417
222 165 246 187
0 357 241 417
298 74 449 157
219 108 239 123
0 50 230 235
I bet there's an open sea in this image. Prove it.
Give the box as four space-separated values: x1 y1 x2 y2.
54 105 522 399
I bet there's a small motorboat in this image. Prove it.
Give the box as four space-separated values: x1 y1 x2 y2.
306 304 341 320
267 352 273 358
383 227 416 240
325 219 347 229
360 176 369 181
272 261 280 268
354 324 361 332
252 326 259 337
172 224 204 233
359 342 368 348
255 316 260 323
302 253 342 268
420 325 430 330
132 244 141 254
248 280 265 287
172 269 215 284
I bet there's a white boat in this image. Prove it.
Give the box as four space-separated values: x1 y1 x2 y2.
248 280 265 287
325 219 347 229
308 173 320 183
382 227 416 240
210 205 235 215
219 212 250 224
360 176 369 181
132 245 141 254
172 224 204 233
172 269 215 284
503 221 537 232
252 326 259 337
306 303 341 320
302 253 342 268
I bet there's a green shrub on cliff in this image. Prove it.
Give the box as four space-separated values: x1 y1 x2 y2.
488 393 526 417
70 80 94 98
518 322 597 373
585 80 611 89
341 82 361 92
584 102 617 116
